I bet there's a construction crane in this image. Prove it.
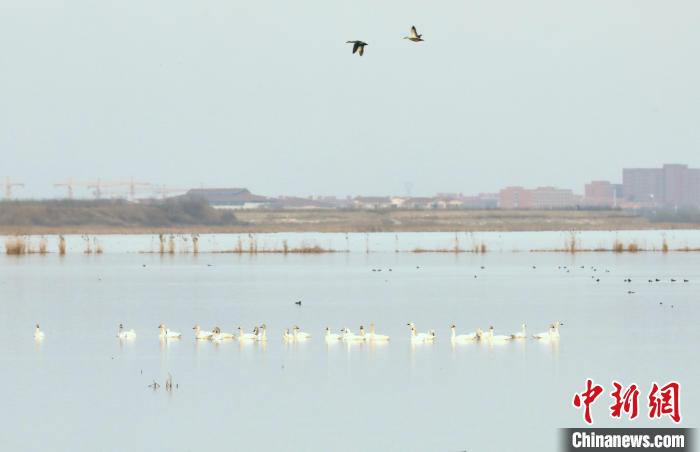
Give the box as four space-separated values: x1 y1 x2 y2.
83 179 150 201
125 178 151 201
4 177 24 199
152 185 190 199
54 179 150 200
54 179 77 199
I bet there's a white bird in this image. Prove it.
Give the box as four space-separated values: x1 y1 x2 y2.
34 324 45 340
346 40 368 56
256 324 267 341
486 326 512 342
117 323 136 340
238 326 257 341
449 324 478 342
158 324 182 339
283 328 295 342
403 26 424 42
366 323 390 341
533 321 563 340
407 322 436 342
510 323 527 339
293 325 311 341
340 327 365 342
192 324 214 340
325 327 341 341
210 327 235 341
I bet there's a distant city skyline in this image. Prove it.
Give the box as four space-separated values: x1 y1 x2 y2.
5 163 699 210
4 159 700 200
2 1 699 199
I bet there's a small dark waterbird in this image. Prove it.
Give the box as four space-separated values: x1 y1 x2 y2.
346 40 368 56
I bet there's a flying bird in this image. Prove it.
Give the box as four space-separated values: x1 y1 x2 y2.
404 26 424 42
346 40 368 56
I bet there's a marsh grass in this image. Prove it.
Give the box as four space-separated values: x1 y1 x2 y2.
38 238 48 254
4 237 27 255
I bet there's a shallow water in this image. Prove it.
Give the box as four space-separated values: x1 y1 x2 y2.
1 237 698 451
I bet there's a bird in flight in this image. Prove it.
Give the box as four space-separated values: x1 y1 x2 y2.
346 40 368 56
404 26 424 42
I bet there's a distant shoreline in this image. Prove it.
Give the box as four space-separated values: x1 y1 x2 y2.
1 208 699 235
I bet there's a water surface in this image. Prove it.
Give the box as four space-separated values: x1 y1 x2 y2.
1 234 698 451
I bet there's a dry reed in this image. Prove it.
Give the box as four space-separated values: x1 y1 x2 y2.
38 238 48 255
5 237 27 255
58 235 66 255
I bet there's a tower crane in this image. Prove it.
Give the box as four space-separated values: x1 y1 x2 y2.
4 177 24 199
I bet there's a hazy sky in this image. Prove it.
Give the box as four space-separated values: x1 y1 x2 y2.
2 1 699 199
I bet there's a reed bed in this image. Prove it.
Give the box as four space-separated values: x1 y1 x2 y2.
167 235 176 254
4 237 27 255
38 238 48 255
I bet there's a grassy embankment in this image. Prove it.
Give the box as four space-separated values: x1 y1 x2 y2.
2 200 700 254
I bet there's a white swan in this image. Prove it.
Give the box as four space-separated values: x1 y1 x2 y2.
283 328 295 341
341 327 366 342
192 324 214 340
366 323 390 341
533 321 563 340
487 326 512 342
449 324 478 342
325 327 341 341
210 327 235 341
117 323 136 340
510 323 527 339
34 324 45 340
158 324 182 339
256 324 267 341
238 326 257 341
407 322 436 342
293 325 311 341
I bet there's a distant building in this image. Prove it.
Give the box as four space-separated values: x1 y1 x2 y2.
623 164 700 207
499 186 579 209
353 196 393 209
499 187 532 209
183 188 270 209
530 187 580 208
584 180 616 207
401 197 437 209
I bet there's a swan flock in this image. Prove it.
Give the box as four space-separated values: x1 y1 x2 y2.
34 321 563 344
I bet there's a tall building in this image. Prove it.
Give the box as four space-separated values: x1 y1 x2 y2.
499 187 532 209
584 181 615 207
622 164 700 207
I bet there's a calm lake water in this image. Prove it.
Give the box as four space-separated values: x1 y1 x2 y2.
1 232 698 451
